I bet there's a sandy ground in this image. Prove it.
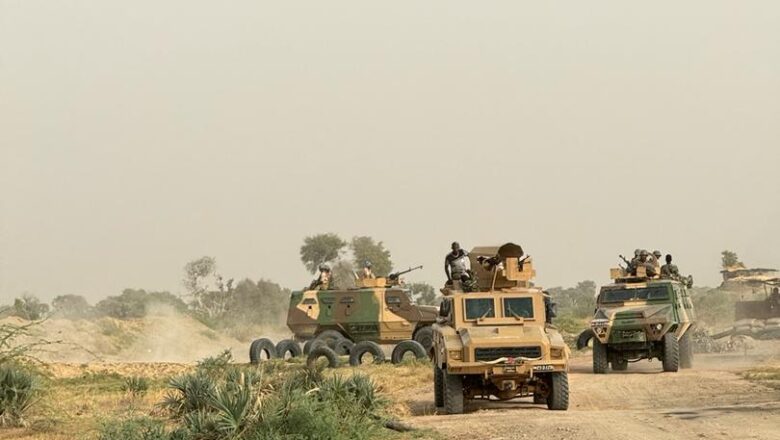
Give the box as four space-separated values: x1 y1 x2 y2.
404 350 780 440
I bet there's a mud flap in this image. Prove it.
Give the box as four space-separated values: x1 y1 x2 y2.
576 329 594 350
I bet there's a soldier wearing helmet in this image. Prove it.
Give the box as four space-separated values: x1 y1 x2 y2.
310 264 333 290
445 242 470 283
360 260 376 279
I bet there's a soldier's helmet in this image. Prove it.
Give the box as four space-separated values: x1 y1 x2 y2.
652 250 662 259
364 260 372 268
452 242 461 251
639 250 649 257
634 249 641 257
319 264 331 272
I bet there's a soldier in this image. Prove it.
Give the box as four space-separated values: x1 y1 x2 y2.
660 254 680 280
637 250 658 277
445 242 470 283
310 264 332 290
360 261 375 279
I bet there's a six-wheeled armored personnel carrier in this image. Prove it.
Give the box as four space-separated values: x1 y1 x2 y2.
249 266 437 366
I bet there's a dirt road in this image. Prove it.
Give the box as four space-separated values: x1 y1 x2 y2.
405 353 780 440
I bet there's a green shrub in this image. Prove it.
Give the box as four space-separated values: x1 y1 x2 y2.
98 417 169 440
195 350 233 377
122 376 150 397
0 364 39 427
155 354 388 440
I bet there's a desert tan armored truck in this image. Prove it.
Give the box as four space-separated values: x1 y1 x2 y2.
431 243 570 414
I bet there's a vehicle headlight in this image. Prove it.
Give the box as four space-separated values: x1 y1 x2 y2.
448 350 462 360
550 348 563 359
654 323 663 331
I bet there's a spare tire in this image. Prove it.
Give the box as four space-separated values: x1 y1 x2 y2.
349 341 386 366
413 326 434 352
307 345 340 369
303 339 327 355
315 330 345 349
334 339 355 356
391 340 427 364
249 338 277 364
576 329 594 350
276 339 302 359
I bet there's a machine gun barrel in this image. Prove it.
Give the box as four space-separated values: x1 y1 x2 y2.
388 265 423 280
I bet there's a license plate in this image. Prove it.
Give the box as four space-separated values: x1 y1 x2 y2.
533 365 554 372
503 365 517 373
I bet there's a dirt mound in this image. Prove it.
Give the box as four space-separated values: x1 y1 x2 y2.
1 306 290 363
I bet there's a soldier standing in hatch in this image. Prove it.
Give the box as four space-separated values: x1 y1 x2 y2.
660 254 680 280
445 242 470 283
310 264 333 290
360 261 375 279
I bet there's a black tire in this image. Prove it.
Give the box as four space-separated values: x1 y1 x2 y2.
592 338 609 374
275 339 302 359
306 345 340 369
443 372 464 414
349 341 386 366
679 331 693 369
611 357 628 371
662 332 680 372
334 339 355 356
249 338 277 364
433 363 444 408
546 373 569 411
413 326 434 352
303 339 327 355
576 329 594 350
315 330 345 349
391 340 427 364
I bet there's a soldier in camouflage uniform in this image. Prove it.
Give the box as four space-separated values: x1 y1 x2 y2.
310 264 333 290
660 254 680 280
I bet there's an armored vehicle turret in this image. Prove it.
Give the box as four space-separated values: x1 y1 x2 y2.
431 243 570 414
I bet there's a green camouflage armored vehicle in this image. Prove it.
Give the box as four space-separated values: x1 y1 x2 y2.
432 243 570 414
585 265 695 373
285 268 438 349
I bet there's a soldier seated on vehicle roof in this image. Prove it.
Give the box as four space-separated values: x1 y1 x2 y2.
445 241 470 284
360 261 375 280
309 264 333 290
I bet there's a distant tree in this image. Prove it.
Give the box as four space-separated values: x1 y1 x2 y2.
547 280 597 319
95 289 148 319
95 289 185 319
721 250 742 269
331 260 357 290
300 233 347 274
11 295 49 321
350 236 392 276
224 278 290 326
51 294 92 319
408 282 438 306
183 256 218 295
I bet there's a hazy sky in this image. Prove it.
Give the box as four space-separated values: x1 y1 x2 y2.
2 1 779 303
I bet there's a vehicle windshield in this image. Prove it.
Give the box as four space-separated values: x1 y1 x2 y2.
464 298 495 320
503 297 534 318
600 286 670 303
